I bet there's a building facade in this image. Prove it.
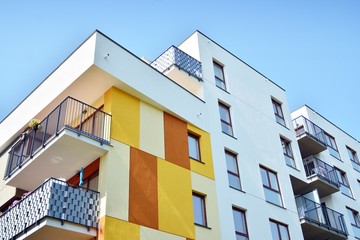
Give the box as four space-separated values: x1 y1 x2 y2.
0 30 358 240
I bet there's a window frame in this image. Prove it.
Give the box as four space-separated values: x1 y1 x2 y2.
192 192 208 227
335 168 353 198
324 132 341 159
280 137 295 168
260 166 283 206
347 146 359 164
272 99 286 127
213 61 226 90
270 219 291 240
188 132 201 162
346 207 360 228
218 102 234 136
225 150 242 190
232 207 249 239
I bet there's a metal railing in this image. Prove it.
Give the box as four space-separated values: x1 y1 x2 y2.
150 45 203 81
303 156 339 187
5 97 111 179
0 178 99 240
293 116 327 146
296 196 347 236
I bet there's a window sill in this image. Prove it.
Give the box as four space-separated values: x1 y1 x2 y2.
190 158 205 164
341 192 356 200
266 200 286 210
222 131 237 140
216 86 230 94
230 186 246 193
286 164 299 172
194 223 212 230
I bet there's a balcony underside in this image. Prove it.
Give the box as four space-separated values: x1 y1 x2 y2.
291 175 339 198
15 217 96 240
298 135 327 158
5 128 109 191
300 219 347 240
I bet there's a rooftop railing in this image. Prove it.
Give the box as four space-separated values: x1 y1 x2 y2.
293 116 327 146
303 156 339 187
150 45 203 81
4 96 111 179
0 178 99 240
296 196 347 236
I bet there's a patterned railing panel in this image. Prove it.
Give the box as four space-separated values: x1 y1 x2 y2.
151 45 203 81
295 196 347 236
5 97 111 179
0 178 99 240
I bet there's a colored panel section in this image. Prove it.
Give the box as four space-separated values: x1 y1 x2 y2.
99 216 140 240
188 124 215 180
158 159 194 239
129 147 158 229
164 113 189 169
140 226 186 240
99 140 130 220
140 102 165 158
191 172 221 240
104 87 140 147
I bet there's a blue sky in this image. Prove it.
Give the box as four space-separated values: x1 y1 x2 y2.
1 1 359 140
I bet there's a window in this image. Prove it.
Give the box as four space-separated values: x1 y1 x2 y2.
219 102 233 136
324 132 341 159
260 166 283 206
232 207 249 240
270 220 290 240
192 193 207 227
346 207 360 238
335 168 353 198
213 61 226 90
188 133 201 161
347 146 360 172
272 99 286 126
226 150 241 190
280 137 295 168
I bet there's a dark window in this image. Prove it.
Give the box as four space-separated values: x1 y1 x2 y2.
335 168 353 198
260 166 283 206
226 150 241 190
188 133 201 161
280 137 295 168
192 193 207 227
272 99 286 126
213 61 226 90
233 207 249 239
219 102 233 136
324 133 341 159
270 220 290 240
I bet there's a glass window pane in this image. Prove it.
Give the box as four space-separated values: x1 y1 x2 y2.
260 168 269 187
219 105 230 122
193 194 206 226
226 153 238 174
233 209 247 234
188 134 200 160
269 172 279 191
279 225 290 240
229 173 241 189
265 188 282 206
270 221 280 240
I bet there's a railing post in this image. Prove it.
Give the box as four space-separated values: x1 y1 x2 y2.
79 102 84 134
55 103 63 135
42 118 48 147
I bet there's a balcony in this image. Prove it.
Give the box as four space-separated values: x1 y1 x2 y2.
150 46 203 98
293 116 327 158
296 196 347 240
0 178 99 240
4 97 111 191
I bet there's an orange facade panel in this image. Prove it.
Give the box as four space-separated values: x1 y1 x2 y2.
129 148 158 229
163 113 190 170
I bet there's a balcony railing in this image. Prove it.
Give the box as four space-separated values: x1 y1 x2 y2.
5 96 111 180
296 196 347 236
151 45 203 81
293 116 327 146
303 156 339 187
0 178 99 240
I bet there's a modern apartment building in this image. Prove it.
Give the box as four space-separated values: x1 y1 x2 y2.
0 30 358 240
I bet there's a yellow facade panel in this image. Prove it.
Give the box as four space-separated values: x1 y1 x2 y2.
188 124 215 180
157 159 195 239
140 226 186 240
104 87 140 147
101 216 140 240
